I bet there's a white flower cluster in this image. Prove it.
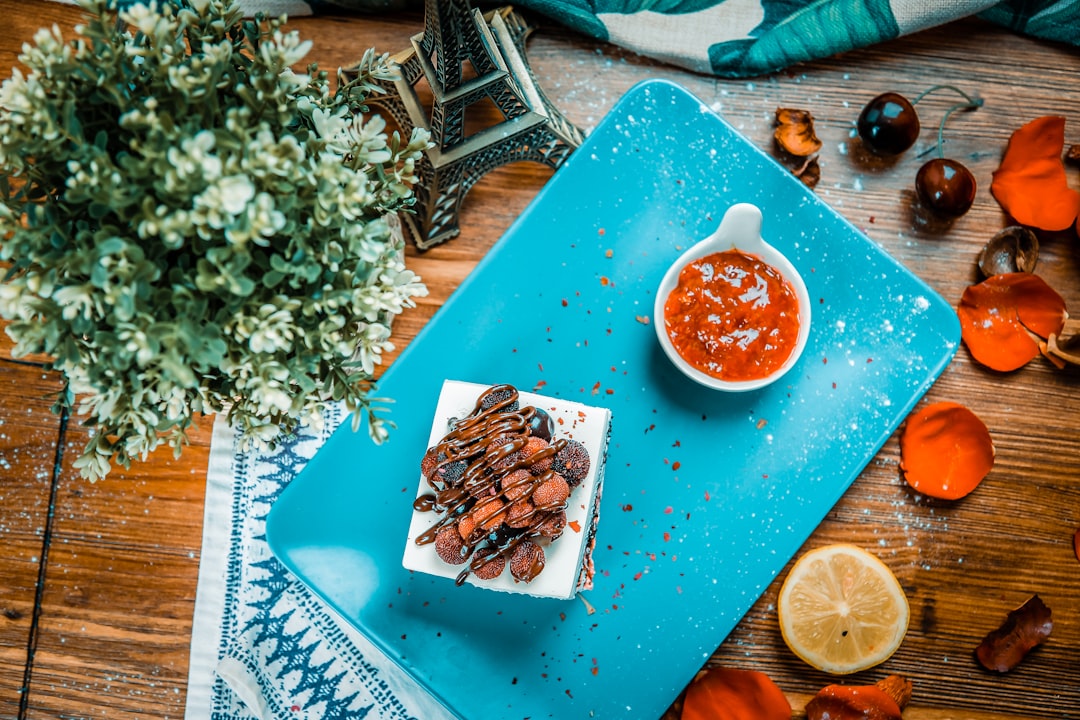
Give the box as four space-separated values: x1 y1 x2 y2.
0 0 432 480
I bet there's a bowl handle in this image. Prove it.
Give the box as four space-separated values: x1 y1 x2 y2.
707 202 765 252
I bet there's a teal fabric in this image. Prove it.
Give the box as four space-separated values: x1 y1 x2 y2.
314 0 1078 77
61 0 1080 77
980 0 1080 46
705 0 902 77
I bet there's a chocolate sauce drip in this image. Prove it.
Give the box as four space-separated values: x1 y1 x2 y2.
415 384 586 586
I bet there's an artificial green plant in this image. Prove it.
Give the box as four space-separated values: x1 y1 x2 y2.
0 0 431 479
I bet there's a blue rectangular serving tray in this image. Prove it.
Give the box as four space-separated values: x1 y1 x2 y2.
266 79 959 719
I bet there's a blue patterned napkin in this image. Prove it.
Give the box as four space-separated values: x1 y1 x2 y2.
48 0 1080 78
185 409 455 720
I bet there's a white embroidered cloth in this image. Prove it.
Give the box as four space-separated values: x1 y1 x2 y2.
185 409 455 720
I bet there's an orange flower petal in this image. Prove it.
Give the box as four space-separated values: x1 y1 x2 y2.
990 116 1080 231
682 667 791 720
957 273 1068 372
899 402 994 501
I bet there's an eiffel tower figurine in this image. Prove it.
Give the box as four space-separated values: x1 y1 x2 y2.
350 1 584 250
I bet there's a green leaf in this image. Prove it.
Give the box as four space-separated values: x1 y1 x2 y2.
88 202 111 220
96 236 124 255
262 269 285 287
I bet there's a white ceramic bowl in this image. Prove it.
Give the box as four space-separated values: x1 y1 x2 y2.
653 203 811 392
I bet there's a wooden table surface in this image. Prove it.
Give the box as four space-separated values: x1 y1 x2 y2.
2 1 1079 718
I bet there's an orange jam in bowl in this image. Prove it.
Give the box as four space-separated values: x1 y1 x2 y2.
662 249 802 382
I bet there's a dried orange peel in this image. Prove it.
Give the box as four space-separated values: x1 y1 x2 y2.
957 272 1068 372
899 401 994 501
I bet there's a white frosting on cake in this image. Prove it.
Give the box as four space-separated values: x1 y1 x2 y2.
402 380 611 599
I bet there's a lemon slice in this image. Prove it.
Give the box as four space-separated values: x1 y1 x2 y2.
777 543 909 674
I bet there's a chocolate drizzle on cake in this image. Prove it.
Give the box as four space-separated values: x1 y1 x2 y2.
413 384 589 586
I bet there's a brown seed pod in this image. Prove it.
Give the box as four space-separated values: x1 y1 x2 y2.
1046 318 1080 367
774 107 823 157
978 226 1039 277
975 594 1053 672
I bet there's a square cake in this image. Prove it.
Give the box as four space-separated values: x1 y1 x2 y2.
403 380 611 599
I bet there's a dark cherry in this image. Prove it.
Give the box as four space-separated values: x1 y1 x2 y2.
856 92 920 155
527 407 553 440
916 158 976 218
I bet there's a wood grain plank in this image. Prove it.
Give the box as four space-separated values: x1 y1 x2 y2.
24 541 202 719
1 1 1078 719
0 359 63 718
25 422 212 720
